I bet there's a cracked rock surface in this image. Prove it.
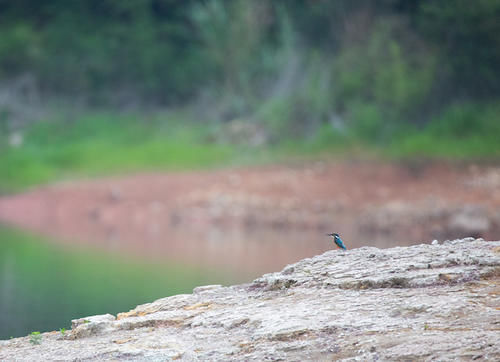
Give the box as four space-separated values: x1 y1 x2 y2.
1 238 499 361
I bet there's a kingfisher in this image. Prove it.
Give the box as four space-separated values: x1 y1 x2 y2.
327 232 347 250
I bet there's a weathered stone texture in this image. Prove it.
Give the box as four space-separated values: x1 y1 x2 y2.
1 238 499 361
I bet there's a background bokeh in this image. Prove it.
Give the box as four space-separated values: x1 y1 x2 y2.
1 0 499 339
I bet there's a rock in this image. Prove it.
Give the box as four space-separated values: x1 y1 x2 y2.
1 239 499 361
448 206 490 236
221 119 269 146
70 314 116 339
359 202 499 241
8 132 23 148
193 284 223 294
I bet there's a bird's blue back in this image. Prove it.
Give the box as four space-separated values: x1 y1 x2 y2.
334 235 347 250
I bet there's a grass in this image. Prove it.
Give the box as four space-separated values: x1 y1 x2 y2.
387 102 500 160
29 331 42 345
0 103 498 193
0 113 236 193
259 100 500 163
389 133 500 159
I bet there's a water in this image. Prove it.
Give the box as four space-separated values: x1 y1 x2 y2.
0 220 416 340
0 224 240 340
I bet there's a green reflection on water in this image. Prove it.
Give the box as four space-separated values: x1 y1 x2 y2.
0 224 235 339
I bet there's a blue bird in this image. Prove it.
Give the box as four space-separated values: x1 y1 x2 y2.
327 232 347 250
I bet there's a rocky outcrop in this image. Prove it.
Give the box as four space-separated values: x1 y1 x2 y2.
1 238 499 361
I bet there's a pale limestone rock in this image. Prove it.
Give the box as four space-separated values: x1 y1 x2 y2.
1 239 499 361
448 206 491 235
70 314 116 339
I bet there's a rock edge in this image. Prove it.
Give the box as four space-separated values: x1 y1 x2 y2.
1 238 499 361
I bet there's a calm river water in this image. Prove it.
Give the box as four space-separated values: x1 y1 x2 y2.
0 222 412 340
0 224 245 339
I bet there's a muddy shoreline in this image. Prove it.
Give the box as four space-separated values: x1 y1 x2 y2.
1 162 499 274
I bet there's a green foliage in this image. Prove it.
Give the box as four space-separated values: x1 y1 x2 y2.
0 24 40 76
0 0 198 104
1 103 498 193
0 114 235 192
0 0 497 107
256 98 293 139
390 102 500 159
418 0 500 95
427 102 500 139
349 103 385 141
0 0 498 179
192 0 266 89
334 18 437 141
29 331 42 345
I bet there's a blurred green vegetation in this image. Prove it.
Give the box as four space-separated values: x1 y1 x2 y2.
0 0 499 191
0 114 236 192
389 102 500 158
1 105 498 193
0 224 237 338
